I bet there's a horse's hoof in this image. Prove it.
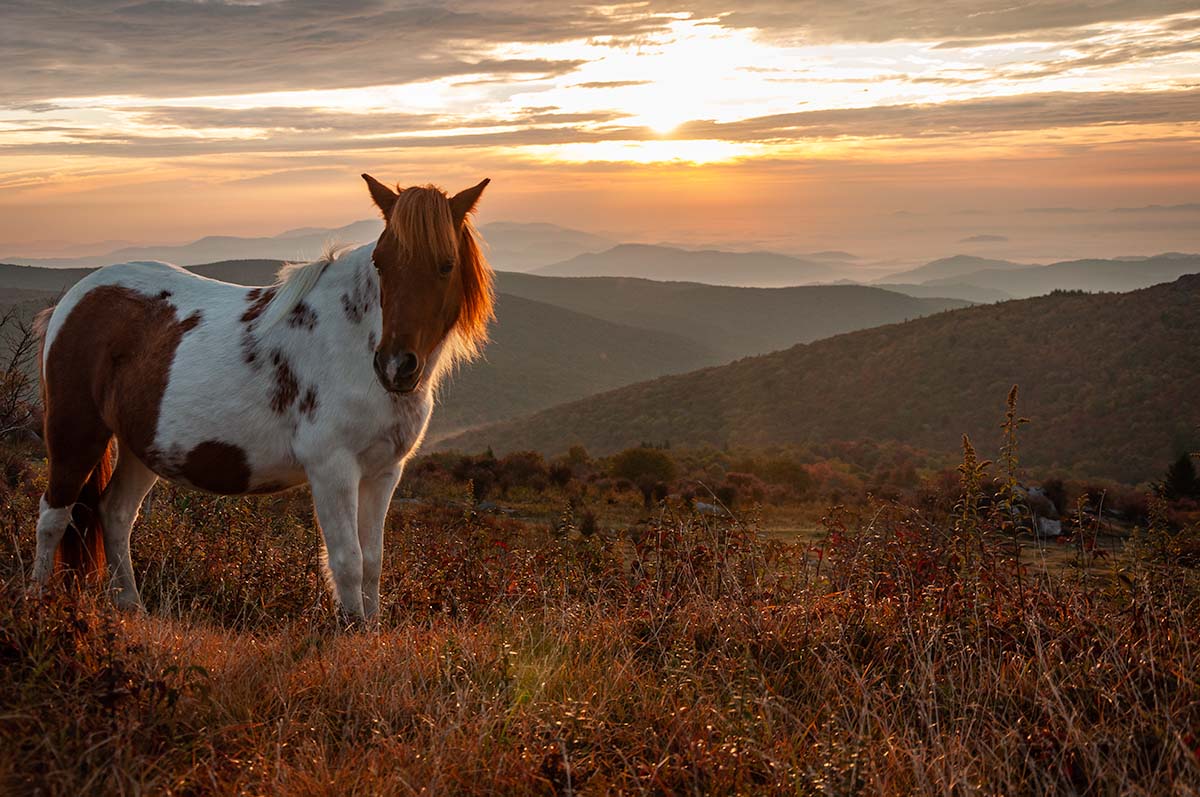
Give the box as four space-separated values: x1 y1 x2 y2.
23 581 47 603
113 596 146 614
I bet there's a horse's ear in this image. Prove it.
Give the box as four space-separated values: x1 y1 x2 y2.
362 173 399 218
450 178 490 225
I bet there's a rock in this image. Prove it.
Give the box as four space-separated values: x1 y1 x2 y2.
1035 517 1063 538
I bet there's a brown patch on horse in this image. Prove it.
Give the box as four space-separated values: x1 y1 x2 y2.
340 265 375 324
242 287 276 324
241 287 279 367
287 301 318 331
177 440 251 495
269 349 300 413
298 387 319 420
44 286 203 476
361 175 495 376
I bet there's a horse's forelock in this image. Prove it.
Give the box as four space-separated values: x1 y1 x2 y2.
387 186 457 265
384 186 494 365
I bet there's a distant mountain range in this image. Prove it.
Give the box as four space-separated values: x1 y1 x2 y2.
534 244 839 287
482 222 616 271
439 275 1200 482
922 253 1200 300
1 221 384 269
8 220 1194 307
877 255 1031 284
0 221 614 273
862 252 1200 303
494 272 967 361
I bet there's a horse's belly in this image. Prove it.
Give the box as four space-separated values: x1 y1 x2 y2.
142 436 306 496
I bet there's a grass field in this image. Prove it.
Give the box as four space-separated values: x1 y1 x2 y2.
2 445 1199 795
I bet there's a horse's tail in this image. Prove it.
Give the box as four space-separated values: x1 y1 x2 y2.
34 305 113 578
56 438 114 577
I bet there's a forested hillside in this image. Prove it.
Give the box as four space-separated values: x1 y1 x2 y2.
441 276 1200 482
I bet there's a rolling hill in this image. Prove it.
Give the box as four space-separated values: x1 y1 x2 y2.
870 282 1014 304
438 276 1200 482
480 222 616 271
495 272 969 360
924 253 1200 300
534 244 839 287
877 255 1030 284
430 294 718 436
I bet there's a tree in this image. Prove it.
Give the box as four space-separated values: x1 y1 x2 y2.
1160 453 1200 502
610 448 675 509
0 308 40 439
609 447 675 485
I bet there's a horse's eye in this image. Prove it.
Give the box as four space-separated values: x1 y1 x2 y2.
439 259 454 277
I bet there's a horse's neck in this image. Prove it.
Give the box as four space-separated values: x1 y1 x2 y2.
315 244 380 333
323 243 376 293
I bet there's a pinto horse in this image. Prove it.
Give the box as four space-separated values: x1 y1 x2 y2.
30 175 493 622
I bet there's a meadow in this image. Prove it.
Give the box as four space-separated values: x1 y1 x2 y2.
2 426 1199 796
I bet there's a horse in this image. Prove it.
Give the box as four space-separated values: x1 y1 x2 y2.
29 174 494 623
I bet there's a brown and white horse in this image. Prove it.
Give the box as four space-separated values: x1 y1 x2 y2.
31 175 493 622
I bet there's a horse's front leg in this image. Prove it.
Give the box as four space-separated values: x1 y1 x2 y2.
306 454 366 623
357 465 402 621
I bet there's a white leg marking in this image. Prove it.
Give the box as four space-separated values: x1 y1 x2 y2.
357 466 402 621
308 454 366 622
99 452 159 611
31 496 71 584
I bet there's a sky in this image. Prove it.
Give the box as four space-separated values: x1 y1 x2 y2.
1 0 1199 265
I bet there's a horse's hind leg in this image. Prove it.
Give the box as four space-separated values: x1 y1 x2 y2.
31 500 72 584
31 413 112 584
99 449 158 611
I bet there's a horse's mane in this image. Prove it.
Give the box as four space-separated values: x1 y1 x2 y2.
257 243 342 331
445 213 494 367
257 186 494 371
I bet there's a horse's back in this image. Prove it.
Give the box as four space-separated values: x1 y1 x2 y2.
41 259 280 485
46 260 249 353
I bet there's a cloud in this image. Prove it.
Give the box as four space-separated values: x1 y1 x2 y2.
3 1 1197 108
574 81 652 89
674 88 1200 142
0 119 652 159
1111 202 1200 213
1025 207 1092 214
647 0 1200 43
959 234 1008 243
128 105 628 133
0 0 661 102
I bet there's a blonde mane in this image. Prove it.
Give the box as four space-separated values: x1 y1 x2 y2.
256 242 345 331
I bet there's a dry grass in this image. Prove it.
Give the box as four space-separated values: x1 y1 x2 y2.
1 447 1198 795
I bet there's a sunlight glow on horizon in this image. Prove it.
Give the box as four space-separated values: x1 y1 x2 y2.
516 139 766 165
1 5 1198 255
21 10 1200 169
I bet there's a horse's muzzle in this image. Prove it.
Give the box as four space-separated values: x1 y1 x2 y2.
373 350 423 394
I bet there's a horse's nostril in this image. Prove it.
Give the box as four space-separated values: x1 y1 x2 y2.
397 351 420 378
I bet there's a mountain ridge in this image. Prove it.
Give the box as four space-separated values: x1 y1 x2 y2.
437 275 1200 482
534 243 839 287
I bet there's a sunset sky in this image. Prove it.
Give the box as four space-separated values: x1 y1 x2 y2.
2 1 1199 265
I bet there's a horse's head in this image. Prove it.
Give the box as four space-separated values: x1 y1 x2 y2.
361 174 494 394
